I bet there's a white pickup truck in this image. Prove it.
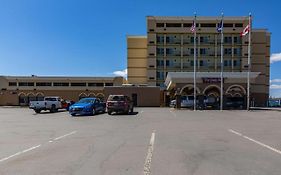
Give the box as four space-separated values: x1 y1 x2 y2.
29 96 63 113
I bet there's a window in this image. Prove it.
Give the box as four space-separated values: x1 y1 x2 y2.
53 82 69 86
190 48 198 55
156 71 164 80
166 60 170 66
234 36 242 44
156 48 164 55
190 36 198 43
156 23 164 27
200 48 207 55
233 48 241 56
156 60 164 67
183 23 192 27
88 83 104 87
166 23 181 27
224 48 232 55
199 60 204 67
200 36 209 43
224 36 232 43
36 82 52 86
201 23 216 27
70 83 86 87
105 83 113 86
235 23 243 27
224 60 232 67
19 82 34 86
233 60 241 67
156 35 164 43
223 23 233 27
9 82 17 86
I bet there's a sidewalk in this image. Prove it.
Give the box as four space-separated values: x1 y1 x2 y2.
251 107 281 111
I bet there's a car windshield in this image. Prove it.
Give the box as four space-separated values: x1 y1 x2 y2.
78 98 95 104
108 95 125 101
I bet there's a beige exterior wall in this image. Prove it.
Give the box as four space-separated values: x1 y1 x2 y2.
127 36 148 85
0 76 125 106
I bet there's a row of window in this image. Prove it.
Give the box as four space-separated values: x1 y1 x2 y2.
156 23 243 28
156 36 242 44
8 82 114 87
156 59 241 68
156 48 242 56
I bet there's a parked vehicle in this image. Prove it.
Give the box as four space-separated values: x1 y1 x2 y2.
181 95 195 108
204 96 219 109
69 98 106 116
29 96 63 113
169 100 176 108
106 95 134 115
225 97 245 109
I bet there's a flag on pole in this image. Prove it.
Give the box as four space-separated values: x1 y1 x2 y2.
190 20 196 33
217 20 223 33
241 24 250 36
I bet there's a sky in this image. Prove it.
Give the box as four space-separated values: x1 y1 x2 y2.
0 0 280 97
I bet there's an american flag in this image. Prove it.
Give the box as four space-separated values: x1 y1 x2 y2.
190 20 196 33
241 24 250 36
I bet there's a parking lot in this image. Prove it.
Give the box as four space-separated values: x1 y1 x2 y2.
0 107 281 175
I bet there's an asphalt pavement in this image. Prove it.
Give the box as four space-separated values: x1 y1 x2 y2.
0 107 281 175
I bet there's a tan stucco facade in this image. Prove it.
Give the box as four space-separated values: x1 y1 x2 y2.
127 16 270 107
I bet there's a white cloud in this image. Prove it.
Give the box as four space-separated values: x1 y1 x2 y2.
270 79 281 83
270 53 281 64
270 84 281 89
113 69 127 77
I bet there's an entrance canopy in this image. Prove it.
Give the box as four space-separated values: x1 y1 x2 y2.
165 72 260 90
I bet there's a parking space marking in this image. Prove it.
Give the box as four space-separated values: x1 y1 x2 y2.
228 129 281 155
143 130 156 175
53 131 77 141
0 145 41 163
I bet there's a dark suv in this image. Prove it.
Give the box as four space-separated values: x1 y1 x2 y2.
106 95 134 115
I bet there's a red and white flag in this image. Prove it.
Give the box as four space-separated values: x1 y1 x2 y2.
241 24 250 36
190 20 196 33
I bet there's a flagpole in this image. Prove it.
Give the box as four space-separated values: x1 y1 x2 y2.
193 13 197 111
247 13 252 111
220 13 224 111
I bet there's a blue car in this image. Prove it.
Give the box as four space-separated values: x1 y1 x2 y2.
69 97 106 116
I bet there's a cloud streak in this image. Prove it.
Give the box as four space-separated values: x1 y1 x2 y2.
113 69 127 77
270 53 281 64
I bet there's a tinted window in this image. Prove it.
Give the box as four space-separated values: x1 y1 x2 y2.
45 98 57 101
78 98 95 103
108 95 125 101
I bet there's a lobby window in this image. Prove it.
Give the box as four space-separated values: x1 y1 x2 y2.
9 82 17 86
36 82 52 86
166 23 181 27
88 83 104 87
156 23 164 27
19 82 34 86
70 83 86 87
53 82 69 86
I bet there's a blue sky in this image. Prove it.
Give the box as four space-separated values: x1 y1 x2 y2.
0 0 280 97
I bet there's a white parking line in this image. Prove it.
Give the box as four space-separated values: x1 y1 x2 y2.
228 129 281 155
143 130 156 175
53 131 77 141
0 145 41 162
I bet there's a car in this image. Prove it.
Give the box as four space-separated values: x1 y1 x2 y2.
181 95 195 108
169 100 176 108
225 97 245 109
106 95 134 115
69 97 106 116
29 96 63 113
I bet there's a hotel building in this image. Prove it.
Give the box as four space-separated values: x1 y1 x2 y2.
128 16 270 107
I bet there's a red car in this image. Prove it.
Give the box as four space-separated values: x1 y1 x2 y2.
106 95 134 115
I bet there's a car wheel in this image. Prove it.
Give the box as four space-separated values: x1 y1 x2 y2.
108 110 112 115
71 113 76 116
130 107 134 113
92 108 96 116
50 105 56 113
35 109 41 113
